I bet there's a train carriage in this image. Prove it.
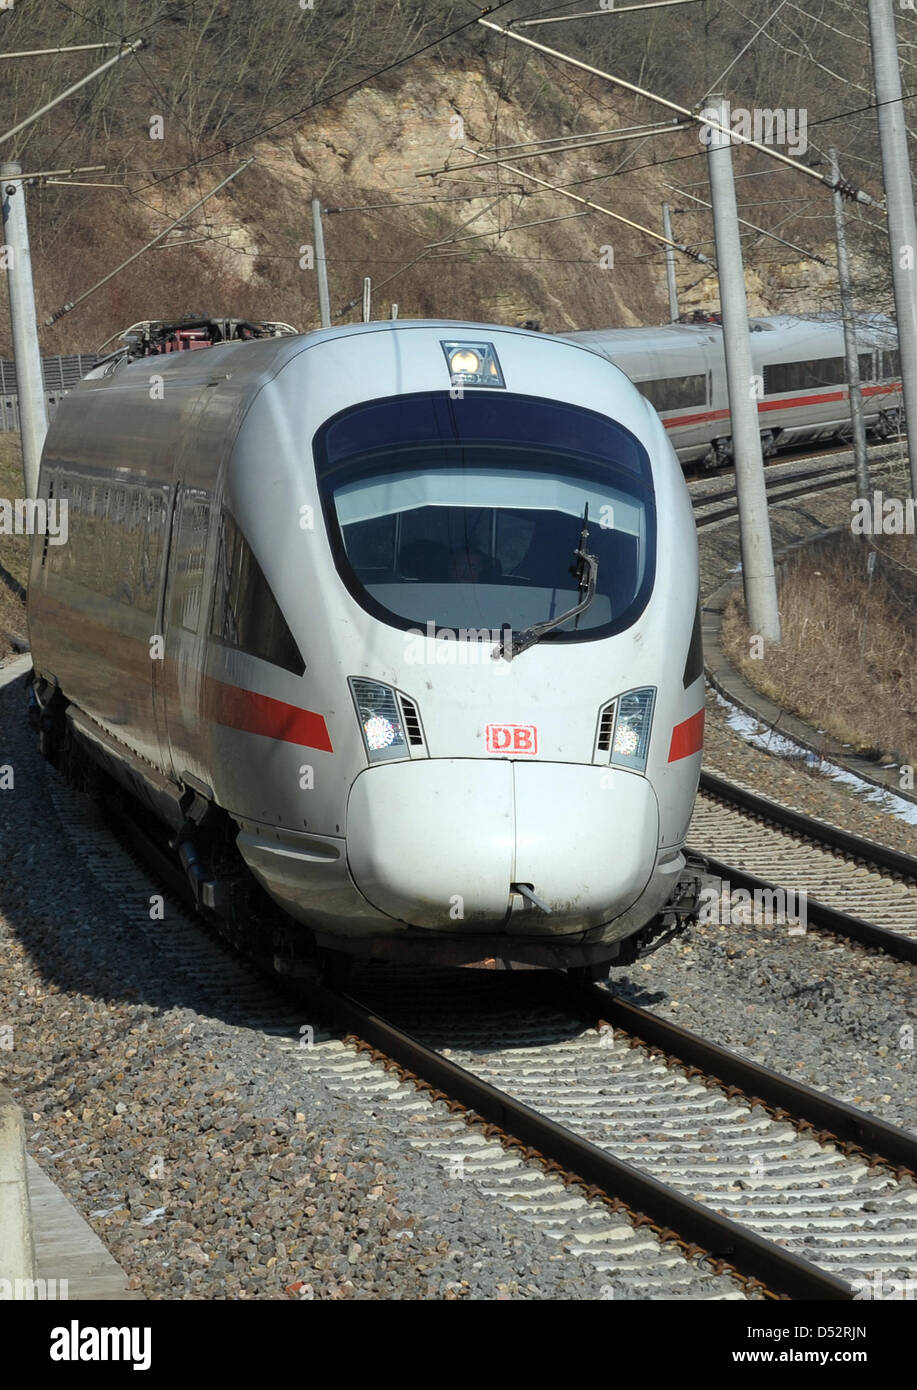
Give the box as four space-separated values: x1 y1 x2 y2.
564 313 902 467
27 320 704 976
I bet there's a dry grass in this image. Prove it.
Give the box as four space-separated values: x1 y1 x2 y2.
722 532 917 769
0 434 29 660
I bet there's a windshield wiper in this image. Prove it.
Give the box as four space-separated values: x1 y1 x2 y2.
495 504 599 662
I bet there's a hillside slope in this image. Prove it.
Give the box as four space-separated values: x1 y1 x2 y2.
0 1 903 353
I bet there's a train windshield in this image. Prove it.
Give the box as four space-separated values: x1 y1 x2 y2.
314 392 656 641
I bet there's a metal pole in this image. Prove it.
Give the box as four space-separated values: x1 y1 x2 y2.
707 100 781 645
515 0 703 22
829 148 870 497
1 163 48 500
362 277 372 323
391 303 398 319
867 0 917 505
312 198 331 328
662 202 679 321
0 42 126 60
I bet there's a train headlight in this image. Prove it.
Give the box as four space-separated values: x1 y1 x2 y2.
449 348 480 375
349 678 408 763
441 340 505 388
607 687 656 772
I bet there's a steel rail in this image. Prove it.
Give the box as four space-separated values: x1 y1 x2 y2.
694 468 865 527
566 983 917 1173
308 981 853 1301
93 775 892 1299
700 770 917 881
691 462 854 511
700 853 917 964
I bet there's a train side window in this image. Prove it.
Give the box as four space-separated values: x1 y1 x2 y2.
110 485 135 606
636 374 706 412
210 510 305 676
683 599 704 688
882 349 900 379
136 490 166 614
168 490 211 632
42 471 58 571
858 352 875 383
84 484 104 593
763 357 848 394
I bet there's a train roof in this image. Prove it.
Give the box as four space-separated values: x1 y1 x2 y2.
563 312 897 355
80 318 610 396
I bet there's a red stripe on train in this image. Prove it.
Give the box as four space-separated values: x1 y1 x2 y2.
668 708 704 762
660 382 902 430
202 676 333 751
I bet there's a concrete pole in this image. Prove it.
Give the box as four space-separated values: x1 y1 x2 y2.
868 0 917 505
706 100 781 644
362 276 372 324
662 202 679 321
311 198 331 329
1 162 48 500
390 303 399 320
829 148 870 497
0 1085 36 1289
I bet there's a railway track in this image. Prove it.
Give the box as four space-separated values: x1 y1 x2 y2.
690 771 917 963
37 749 917 1304
689 441 906 529
329 965 917 1301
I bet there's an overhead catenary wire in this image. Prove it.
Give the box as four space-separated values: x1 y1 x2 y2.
121 0 520 196
33 0 903 323
476 16 882 207
68 3 916 213
325 191 527 213
43 156 254 327
478 119 682 153
458 146 713 263
423 206 593 246
661 181 832 266
416 119 691 176
50 0 200 43
700 0 791 104
512 0 703 24
331 190 515 321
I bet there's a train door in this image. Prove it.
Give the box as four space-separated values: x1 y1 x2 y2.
150 480 180 780
154 390 221 788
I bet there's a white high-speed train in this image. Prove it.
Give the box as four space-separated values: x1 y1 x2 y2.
563 313 902 467
27 321 704 976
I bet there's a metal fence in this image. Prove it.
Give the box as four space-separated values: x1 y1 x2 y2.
0 354 98 432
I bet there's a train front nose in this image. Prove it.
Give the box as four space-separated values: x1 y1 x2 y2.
346 760 659 932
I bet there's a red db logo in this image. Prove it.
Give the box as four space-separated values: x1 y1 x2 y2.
485 723 538 755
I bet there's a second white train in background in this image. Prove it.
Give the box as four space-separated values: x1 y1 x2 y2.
563 313 902 468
